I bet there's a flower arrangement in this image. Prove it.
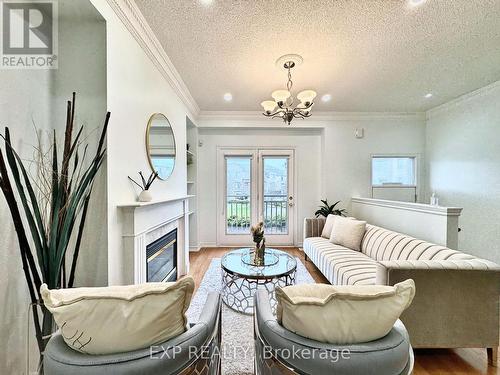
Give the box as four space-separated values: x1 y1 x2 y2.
128 171 158 202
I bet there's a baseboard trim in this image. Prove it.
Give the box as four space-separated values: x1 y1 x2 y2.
198 242 217 248
200 244 301 248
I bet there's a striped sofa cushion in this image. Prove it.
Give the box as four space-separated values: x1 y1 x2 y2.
303 237 377 285
361 224 498 269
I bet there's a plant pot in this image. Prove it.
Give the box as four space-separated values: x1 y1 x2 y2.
138 190 152 202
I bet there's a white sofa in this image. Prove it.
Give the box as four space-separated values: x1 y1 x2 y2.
303 217 500 363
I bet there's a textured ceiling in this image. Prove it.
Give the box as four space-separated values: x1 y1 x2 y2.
135 0 500 112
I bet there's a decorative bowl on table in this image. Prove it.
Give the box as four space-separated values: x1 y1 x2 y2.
241 249 279 267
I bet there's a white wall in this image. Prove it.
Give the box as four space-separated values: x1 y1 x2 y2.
0 1 106 373
197 128 322 247
88 0 192 285
321 116 427 212
425 81 500 263
196 113 426 247
55 1 108 289
0 60 52 375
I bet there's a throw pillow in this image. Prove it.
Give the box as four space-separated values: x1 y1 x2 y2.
276 279 415 344
320 214 337 238
41 276 194 354
329 216 366 251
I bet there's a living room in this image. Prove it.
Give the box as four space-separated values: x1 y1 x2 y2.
0 0 499 374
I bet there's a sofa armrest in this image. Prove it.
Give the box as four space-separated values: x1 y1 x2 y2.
376 259 500 284
303 217 326 240
376 260 500 348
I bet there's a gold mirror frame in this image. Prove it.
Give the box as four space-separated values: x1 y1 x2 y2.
145 113 176 181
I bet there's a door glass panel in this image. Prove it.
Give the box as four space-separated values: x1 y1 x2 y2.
263 157 288 234
226 157 251 234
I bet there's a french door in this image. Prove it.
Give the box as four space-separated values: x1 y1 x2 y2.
217 148 295 246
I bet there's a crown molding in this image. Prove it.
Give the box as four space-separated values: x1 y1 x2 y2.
426 80 500 119
197 110 425 127
105 0 200 117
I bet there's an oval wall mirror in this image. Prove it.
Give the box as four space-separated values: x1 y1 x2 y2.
146 113 176 180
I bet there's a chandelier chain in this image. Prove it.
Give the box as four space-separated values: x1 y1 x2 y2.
286 64 293 92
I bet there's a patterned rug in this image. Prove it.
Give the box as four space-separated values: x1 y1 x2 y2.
186 257 315 375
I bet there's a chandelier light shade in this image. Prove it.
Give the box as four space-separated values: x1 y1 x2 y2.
271 90 291 104
297 90 317 106
261 100 277 114
261 54 317 125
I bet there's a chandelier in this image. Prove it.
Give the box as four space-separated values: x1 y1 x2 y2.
261 54 317 125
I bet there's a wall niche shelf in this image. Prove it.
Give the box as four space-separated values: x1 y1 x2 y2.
186 117 199 251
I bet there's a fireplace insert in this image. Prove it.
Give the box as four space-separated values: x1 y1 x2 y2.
146 229 177 282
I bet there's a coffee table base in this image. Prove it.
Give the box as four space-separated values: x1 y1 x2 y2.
221 269 296 315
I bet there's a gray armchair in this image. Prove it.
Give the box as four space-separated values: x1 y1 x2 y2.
254 290 414 375
44 292 222 375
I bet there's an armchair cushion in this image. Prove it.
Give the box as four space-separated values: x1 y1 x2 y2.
255 290 413 375
44 292 221 375
275 279 415 344
41 277 194 355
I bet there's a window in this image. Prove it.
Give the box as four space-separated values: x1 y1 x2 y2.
371 156 416 187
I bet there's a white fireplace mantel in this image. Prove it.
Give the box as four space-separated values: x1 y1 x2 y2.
115 195 194 285
117 195 195 209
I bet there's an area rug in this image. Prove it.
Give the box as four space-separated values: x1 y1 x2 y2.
186 257 315 375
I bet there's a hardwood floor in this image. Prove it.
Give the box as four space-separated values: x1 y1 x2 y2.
189 247 499 375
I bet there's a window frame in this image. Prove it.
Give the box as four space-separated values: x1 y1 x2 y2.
370 154 418 188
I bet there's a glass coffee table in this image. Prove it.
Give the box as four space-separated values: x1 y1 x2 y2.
221 248 297 315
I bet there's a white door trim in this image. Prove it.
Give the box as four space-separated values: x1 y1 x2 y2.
216 147 295 246
257 149 295 245
216 148 257 246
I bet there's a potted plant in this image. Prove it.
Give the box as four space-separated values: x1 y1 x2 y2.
0 93 109 373
128 171 159 202
315 199 347 218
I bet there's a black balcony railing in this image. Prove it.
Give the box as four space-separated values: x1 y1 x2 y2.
226 195 288 234
226 196 250 232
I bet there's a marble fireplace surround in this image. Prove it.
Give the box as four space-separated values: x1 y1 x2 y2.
116 196 193 285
